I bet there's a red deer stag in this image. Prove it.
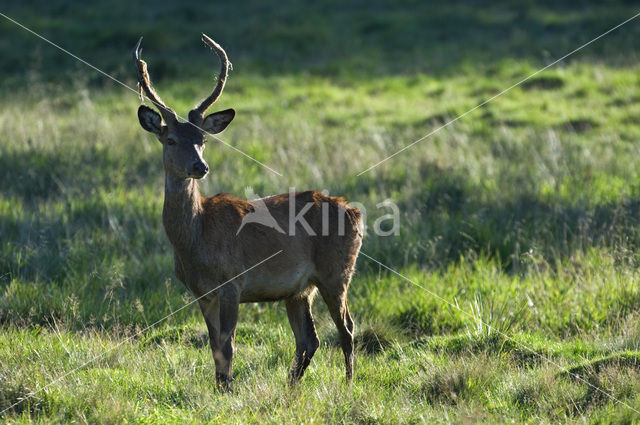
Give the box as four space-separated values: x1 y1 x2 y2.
132 35 363 389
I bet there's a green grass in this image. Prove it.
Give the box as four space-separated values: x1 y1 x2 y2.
4 0 640 423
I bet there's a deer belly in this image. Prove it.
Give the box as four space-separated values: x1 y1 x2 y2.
239 262 315 303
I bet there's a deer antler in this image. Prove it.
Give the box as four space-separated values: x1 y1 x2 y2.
189 34 231 124
132 37 177 125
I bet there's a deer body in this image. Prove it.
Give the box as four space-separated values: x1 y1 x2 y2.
165 182 359 304
133 35 362 389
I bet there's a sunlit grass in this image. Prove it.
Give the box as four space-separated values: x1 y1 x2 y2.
4 61 640 423
3 0 640 422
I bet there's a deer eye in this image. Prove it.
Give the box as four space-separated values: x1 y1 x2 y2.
166 137 177 146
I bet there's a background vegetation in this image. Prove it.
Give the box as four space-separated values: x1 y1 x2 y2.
3 0 640 422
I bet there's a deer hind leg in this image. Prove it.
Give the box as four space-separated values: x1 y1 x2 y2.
285 289 319 385
317 277 355 383
198 287 239 391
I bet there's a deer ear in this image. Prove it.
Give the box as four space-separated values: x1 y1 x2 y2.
137 105 164 136
202 109 235 134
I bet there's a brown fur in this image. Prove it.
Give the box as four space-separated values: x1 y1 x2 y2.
134 35 363 390
164 180 363 388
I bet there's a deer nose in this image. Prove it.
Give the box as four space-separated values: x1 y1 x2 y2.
192 162 209 176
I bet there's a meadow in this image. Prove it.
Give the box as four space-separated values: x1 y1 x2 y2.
3 0 640 423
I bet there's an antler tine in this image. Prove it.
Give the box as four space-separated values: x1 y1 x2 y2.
191 34 231 122
132 37 177 124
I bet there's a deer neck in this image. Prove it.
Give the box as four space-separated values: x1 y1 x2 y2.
163 174 203 252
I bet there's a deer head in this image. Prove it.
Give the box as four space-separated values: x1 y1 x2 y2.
133 34 235 179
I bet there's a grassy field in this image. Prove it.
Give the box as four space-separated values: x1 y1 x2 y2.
4 0 640 423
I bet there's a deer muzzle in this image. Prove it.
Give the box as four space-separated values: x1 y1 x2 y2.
189 161 209 179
